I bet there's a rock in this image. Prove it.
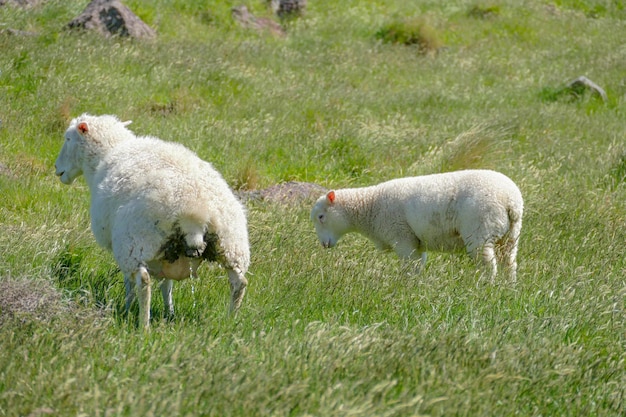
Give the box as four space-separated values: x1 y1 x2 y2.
66 0 156 39
566 76 608 102
0 28 37 36
232 5 286 37
270 0 306 19
0 0 42 6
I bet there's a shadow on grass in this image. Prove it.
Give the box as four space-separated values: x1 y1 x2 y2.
50 245 202 328
50 244 131 321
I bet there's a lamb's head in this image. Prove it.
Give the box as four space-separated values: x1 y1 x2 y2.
54 114 133 184
310 190 348 248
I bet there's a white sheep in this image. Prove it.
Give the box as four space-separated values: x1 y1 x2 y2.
310 169 523 281
54 114 250 328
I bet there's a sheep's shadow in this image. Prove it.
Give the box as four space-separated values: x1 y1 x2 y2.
51 245 212 327
51 245 124 313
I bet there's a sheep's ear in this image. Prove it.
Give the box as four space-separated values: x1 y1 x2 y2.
327 190 336 204
122 120 132 127
77 122 89 134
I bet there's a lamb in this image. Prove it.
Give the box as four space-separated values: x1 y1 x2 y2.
310 169 523 281
54 114 250 328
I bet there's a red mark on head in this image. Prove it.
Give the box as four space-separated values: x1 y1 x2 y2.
327 190 336 204
77 122 88 134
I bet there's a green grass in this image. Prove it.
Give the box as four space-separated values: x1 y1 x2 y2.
1 0 625 415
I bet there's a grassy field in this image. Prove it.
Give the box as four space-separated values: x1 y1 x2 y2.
1 0 625 415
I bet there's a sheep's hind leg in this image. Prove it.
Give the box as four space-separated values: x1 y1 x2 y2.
227 268 248 313
135 266 152 329
160 279 174 319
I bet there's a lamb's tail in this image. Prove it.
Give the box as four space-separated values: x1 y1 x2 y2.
506 198 523 241
496 198 523 281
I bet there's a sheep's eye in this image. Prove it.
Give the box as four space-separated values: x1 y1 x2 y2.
318 214 325 223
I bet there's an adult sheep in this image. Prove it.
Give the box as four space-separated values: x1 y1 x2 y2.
310 169 523 281
54 114 250 329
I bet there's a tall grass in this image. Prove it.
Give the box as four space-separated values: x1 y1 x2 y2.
1 0 625 415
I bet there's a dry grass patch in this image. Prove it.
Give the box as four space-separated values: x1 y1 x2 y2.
0 276 69 324
375 16 444 55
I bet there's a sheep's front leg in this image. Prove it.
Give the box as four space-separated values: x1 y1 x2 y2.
160 279 174 319
124 274 136 312
136 266 152 329
227 268 248 312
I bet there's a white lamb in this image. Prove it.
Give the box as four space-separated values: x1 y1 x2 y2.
54 114 250 328
310 170 523 281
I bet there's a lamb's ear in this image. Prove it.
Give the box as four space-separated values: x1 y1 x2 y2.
326 190 336 204
77 122 89 134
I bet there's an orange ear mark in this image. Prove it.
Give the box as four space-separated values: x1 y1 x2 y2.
327 190 336 204
77 122 88 134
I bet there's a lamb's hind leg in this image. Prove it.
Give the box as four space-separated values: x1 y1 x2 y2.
481 243 498 282
501 235 518 283
467 242 497 283
227 267 248 312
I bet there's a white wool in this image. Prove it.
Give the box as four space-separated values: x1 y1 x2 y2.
55 113 250 328
311 169 523 281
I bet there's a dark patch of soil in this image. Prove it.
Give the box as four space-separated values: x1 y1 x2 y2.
239 181 328 205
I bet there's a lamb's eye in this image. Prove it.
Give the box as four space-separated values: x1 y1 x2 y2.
318 214 325 223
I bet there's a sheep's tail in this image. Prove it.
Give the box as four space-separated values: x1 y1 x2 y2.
178 208 210 251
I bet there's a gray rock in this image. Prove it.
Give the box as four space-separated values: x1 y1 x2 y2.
0 28 37 36
270 0 307 19
232 5 286 37
567 76 608 102
0 0 42 6
67 0 156 39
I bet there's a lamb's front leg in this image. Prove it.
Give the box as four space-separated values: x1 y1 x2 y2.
136 266 152 329
395 241 427 274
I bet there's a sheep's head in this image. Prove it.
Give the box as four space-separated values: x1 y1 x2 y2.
54 114 133 185
310 190 347 248
54 117 89 184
